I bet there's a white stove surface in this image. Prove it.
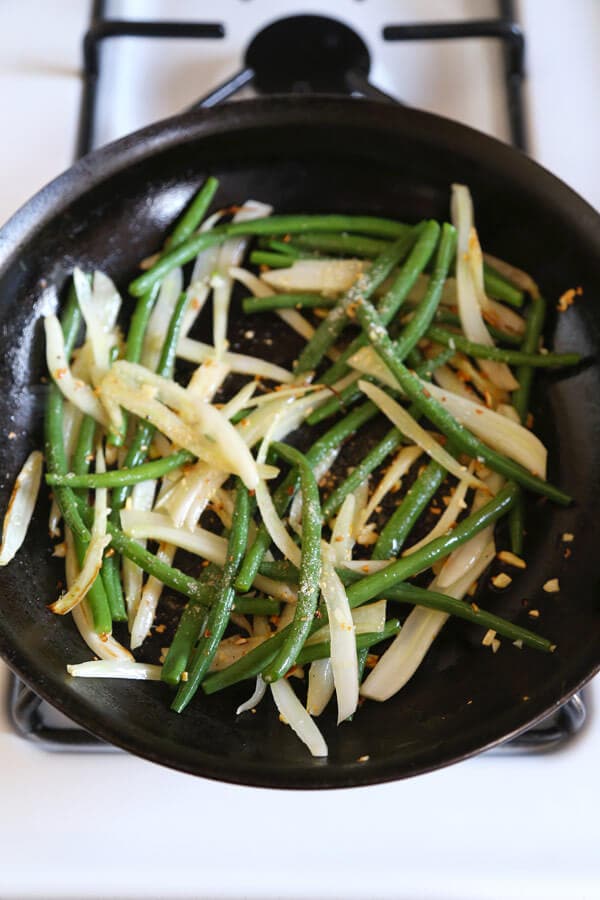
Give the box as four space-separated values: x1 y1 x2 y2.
0 2 599 898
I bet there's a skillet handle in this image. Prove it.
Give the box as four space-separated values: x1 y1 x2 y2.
7 673 115 752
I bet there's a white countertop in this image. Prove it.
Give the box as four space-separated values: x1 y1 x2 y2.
0 2 599 898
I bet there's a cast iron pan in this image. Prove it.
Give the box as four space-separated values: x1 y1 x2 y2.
0 97 599 788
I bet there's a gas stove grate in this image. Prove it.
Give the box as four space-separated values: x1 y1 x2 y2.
6 0 586 753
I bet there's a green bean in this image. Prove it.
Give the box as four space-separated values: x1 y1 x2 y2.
383 583 554 652
112 176 213 441
308 342 452 431
129 232 227 297
233 597 281 616
172 482 251 712
44 284 112 635
328 569 554 653
250 251 296 269
242 293 333 313
285 235 524 307
352 294 571 505
130 215 412 297
483 262 524 308
168 176 219 249
317 224 440 387
321 425 404 520
512 296 547 421
203 621 401 694
426 324 579 367
110 290 189 520
46 449 194 489
295 620 401 666
288 232 390 258
372 458 445 559
259 239 306 258
434 309 522 346
308 222 453 422
345 484 519 607
161 562 221 686
225 214 412 240
293 232 416 375
261 444 322 683
161 603 208 687
70 416 96 485
509 295 548 553
234 400 379 592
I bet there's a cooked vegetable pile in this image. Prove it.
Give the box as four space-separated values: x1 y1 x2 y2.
0 177 583 757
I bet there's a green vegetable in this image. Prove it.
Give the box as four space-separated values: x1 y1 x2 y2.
129 215 412 297
172 482 251 712
44 284 112 634
293 231 416 374
308 222 454 422
203 621 401 694
426 324 578 367
242 293 333 313
261 444 322 682
373 458 445 559
509 295 549 553
234 400 379 592
351 292 571 505
46 449 194 489
168 176 219 249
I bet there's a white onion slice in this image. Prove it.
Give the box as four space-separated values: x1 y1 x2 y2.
424 381 547 478
73 268 116 386
236 675 267 715
451 185 519 390
211 635 267 671
186 359 230 404
44 315 109 426
270 679 328 757
100 370 260 489
255 479 301 568
402 466 472 557
0 450 43 566
320 555 359 723
123 478 156 626
497 403 521 423
67 661 162 680
307 598 388 647
119 511 297 603
358 380 487 490
261 258 368 295
50 445 110 616
307 658 335 716
360 540 496 702
290 445 340 532
231 266 339 360
178 337 294 383
142 267 183 370
356 445 422 537
330 494 356 563
130 542 175 650
65 531 131 660
433 364 481 402
484 252 540 300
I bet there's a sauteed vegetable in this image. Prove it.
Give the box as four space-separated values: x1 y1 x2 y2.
0 178 583 756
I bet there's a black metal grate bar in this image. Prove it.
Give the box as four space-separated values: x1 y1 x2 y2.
188 67 255 111
382 12 526 150
77 13 225 157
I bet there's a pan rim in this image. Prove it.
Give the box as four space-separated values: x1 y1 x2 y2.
0 95 599 788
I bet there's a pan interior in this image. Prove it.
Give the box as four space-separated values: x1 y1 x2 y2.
0 99 598 787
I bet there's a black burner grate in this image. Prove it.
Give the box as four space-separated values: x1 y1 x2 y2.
6 0 587 753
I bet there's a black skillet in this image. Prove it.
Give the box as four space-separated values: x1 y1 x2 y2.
0 96 599 788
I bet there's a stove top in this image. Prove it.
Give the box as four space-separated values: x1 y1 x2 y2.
5 0 590 756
